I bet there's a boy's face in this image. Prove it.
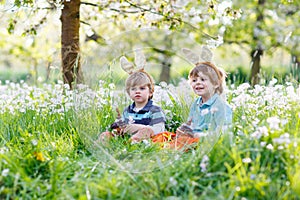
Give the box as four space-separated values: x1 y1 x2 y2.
129 84 152 107
190 72 218 102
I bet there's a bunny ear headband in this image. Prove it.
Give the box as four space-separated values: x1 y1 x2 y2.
120 49 146 74
120 49 155 93
182 46 226 82
182 45 213 64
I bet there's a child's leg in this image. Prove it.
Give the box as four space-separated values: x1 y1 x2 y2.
123 124 146 135
130 127 154 143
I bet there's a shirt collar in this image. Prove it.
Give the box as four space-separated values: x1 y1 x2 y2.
130 99 153 112
196 93 219 107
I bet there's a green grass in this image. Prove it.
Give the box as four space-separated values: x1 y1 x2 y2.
0 77 299 199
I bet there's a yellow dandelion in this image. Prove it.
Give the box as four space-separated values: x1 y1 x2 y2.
34 152 46 162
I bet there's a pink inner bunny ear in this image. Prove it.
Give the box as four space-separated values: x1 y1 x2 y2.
200 46 213 62
182 48 200 64
120 56 135 74
134 49 146 71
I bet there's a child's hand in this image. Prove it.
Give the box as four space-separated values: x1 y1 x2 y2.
110 107 126 130
110 119 126 129
176 123 194 137
110 119 126 136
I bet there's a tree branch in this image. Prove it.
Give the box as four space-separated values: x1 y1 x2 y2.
81 0 218 40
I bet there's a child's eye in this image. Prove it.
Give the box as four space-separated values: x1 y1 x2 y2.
130 87 136 91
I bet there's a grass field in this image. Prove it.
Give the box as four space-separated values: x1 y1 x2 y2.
0 77 299 199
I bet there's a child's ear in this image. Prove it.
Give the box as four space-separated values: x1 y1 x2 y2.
149 89 153 99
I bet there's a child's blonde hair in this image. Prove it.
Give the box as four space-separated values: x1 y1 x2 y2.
125 70 155 99
188 62 227 95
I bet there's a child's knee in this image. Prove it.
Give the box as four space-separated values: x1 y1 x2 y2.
124 124 144 135
142 127 155 136
98 131 112 142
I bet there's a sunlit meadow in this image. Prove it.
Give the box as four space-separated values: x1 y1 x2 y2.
0 78 299 199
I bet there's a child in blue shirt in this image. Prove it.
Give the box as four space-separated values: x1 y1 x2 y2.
176 61 232 137
152 59 232 149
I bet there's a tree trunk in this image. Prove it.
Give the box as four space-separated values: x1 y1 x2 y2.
159 57 172 83
61 0 83 89
291 54 300 81
159 35 173 83
250 0 265 86
250 48 263 85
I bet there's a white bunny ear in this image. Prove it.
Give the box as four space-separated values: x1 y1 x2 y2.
120 56 135 74
134 49 146 70
200 46 213 62
182 48 200 64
